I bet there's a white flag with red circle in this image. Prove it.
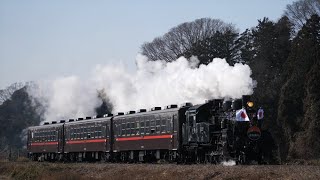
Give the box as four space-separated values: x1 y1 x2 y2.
257 108 264 120
236 108 250 121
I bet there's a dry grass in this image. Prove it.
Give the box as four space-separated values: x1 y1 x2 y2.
0 162 320 180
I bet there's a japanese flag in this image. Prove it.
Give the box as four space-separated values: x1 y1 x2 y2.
236 108 250 121
257 108 264 120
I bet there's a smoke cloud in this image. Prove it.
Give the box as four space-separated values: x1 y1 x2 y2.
28 55 254 123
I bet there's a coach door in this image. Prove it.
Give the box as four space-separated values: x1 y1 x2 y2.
57 126 64 153
172 114 178 150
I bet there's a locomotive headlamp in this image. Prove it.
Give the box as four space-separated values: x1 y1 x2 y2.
247 101 254 108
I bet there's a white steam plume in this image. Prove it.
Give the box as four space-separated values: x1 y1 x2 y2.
28 55 254 123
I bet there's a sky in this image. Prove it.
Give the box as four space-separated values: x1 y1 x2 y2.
0 0 295 89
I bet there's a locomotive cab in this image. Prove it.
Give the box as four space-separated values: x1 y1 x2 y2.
183 100 221 146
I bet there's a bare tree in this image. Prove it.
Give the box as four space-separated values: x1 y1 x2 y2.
285 0 320 32
0 82 25 105
141 18 237 63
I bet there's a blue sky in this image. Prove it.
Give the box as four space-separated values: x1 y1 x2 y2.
0 0 295 89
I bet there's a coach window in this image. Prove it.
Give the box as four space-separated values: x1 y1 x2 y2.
136 121 140 135
116 123 119 137
86 127 90 139
83 127 87 139
76 128 79 139
80 127 83 139
161 116 167 133
85 126 88 138
83 127 86 139
75 128 78 139
91 126 94 138
156 116 161 134
77 128 80 139
150 118 156 134
95 126 99 138
131 122 135 136
45 131 48 141
43 131 45 141
96 126 99 138
99 126 102 138
121 123 125 137
68 128 71 140
126 122 130 136
75 128 77 139
78 127 81 139
73 128 76 139
90 126 93 136
70 129 72 140
106 124 109 138
78 128 81 139
43 131 46 142
140 119 144 135
102 125 106 137
145 119 150 135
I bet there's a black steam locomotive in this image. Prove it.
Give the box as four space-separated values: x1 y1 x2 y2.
27 95 272 164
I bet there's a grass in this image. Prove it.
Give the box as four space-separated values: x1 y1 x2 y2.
0 161 320 180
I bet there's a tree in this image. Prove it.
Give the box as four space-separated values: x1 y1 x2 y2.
0 86 41 159
284 0 320 33
141 18 238 64
0 83 25 105
182 29 239 65
277 14 320 160
234 29 255 64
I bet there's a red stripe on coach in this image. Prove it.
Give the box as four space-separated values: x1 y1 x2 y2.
66 139 107 144
116 134 172 141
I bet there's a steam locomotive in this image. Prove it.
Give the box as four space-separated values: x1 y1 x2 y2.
27 95 272 164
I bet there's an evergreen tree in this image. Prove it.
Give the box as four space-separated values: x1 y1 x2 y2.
277 14 320 160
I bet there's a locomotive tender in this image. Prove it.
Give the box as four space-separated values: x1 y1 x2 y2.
27 95 271 164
